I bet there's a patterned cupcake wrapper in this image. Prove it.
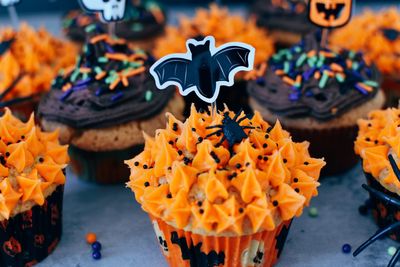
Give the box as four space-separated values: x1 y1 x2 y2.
69 144 143 184
150 216 292 267
0 185 64 267
365 172 400 241
285 124 358 176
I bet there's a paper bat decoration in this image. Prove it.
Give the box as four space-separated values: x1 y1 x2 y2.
79 0 126 22
150 36 255 104
308 0 353 28
0 0 19 7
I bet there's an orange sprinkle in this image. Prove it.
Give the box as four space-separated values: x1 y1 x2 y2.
86 233 97 244
314 71 321 80
109 77 121 90
95 71 106 80
62 83 71 92
106 53 128 61
257 63 267 76
357 83 373 92
79 67 91 73
275 69 285 76
122 76 129 87
63 66 75 77
90 34 108 44
129 54 148 61
295 75 302 84
319 51 336 58
124 66 146 77
330 63 344 72
346 59 352 68
307 50 316 57
151 7 165 24
282 76 295 86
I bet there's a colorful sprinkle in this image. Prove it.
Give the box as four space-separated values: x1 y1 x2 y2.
342 244 351 254
308 207 318 217
86 233 97 244
145 90 153 101
388 246 397 256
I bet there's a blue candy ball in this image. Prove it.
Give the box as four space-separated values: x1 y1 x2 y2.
92 251 102 260
92 241 102 251
342 244 351 254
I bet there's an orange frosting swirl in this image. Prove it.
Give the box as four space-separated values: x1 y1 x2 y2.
330 8 400 77
127 106 325 235
153 4 274 70
0 108 69 220
355 108 400 195
0 23 77 100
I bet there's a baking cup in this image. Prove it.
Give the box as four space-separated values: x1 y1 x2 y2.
365 172 400 242
381 75 400 108
284 124 358 176
69 144 144 184
151 216 292 267
0 185 64 267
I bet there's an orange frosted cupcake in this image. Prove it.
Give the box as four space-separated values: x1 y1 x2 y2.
153 4 275 115
126 105 325 267
355 107 400 241
0 108 69 266
0 23 77 120
330 8 400 106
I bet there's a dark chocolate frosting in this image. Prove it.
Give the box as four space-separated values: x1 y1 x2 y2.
248 32 381 121
252 0 316 34
38 27 173 129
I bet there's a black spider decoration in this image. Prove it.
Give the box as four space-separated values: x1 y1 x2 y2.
354 154 400 267
205 109 254 148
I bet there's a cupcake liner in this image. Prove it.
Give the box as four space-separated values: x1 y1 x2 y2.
365 172 400 242
151 216 292 267
381 75 400 108
0 185 64 267
285 124 358 176
69 144 143 184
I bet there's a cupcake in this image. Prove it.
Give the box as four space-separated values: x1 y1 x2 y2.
330 8 400 107
38 30 184 184
153 4 275 115
126 105 325 267
63 1 166 50
247 32 385 175
354 107 400 241
0 23 76 120
251 0 316 48
0 108 69 266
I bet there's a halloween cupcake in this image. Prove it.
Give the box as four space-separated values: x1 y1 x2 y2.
0 23 76 120
330 8 400 107
153 4 275 115
126 104 325 267
63 1 165 50
247 32 385 175
354 107 400 242
0 108 69 266
251 0 316 48
38 30 184 184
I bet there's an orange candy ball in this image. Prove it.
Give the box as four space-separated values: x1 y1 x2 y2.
86 233 97 244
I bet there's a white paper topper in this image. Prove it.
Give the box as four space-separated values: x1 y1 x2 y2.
79 0 126 23
150 36 255 104
0 0 19 7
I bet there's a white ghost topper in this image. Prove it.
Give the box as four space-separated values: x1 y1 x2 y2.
0 0 19 7
79 0 126 22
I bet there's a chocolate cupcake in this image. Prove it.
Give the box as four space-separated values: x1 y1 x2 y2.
38 30 184 184
248 32 385 175
0 24 76 120
252 0 316 48
62 10 101 43
0 108 69 266
126 105 325 267
153 4 275 116
330 8 400 107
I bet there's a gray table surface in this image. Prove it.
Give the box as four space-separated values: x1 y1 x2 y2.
0 3 398 267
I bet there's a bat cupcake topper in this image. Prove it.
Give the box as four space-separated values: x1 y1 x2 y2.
150 36 255 104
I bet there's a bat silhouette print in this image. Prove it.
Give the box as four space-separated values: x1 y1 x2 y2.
79 0 126 22
150 36 255 104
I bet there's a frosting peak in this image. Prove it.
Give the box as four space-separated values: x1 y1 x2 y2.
127 105 325 235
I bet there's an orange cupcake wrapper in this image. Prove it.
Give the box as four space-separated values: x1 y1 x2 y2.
150 216 292 267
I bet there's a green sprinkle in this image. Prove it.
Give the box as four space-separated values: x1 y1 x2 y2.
132 23 144 32
294 82 301 88
83 45 88 54
352 62 359 70
98 57 108 63
388 246 397 256
283 62 290 73
145 90 153 101
336 74 345 83
307 58 315 67
62 18 73 28
296 53 307 67
123 67 134 75
105 77 113 84
364 80 378 87
129 62 142 68
85 24 97 33
308 207 318 218
94 66 103 74
82 73 89 80
348 51 355 59
294 46 302 53
318 71 329 88
272 54 281 61
70 70 80 82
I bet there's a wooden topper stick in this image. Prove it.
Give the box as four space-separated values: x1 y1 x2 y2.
7 5 19 29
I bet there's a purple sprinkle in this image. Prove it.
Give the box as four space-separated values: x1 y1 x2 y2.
355 84 368 95
366 68 372 78
71 84 88 91
289 93 299 101
305 91 313 97
95 88 104 96
60 88 73 101
352 70 364 81
256 77 265 86
111 92 124 102
105 44 114 53
291 86 299 91
303 67 316 81
75 78 92 86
